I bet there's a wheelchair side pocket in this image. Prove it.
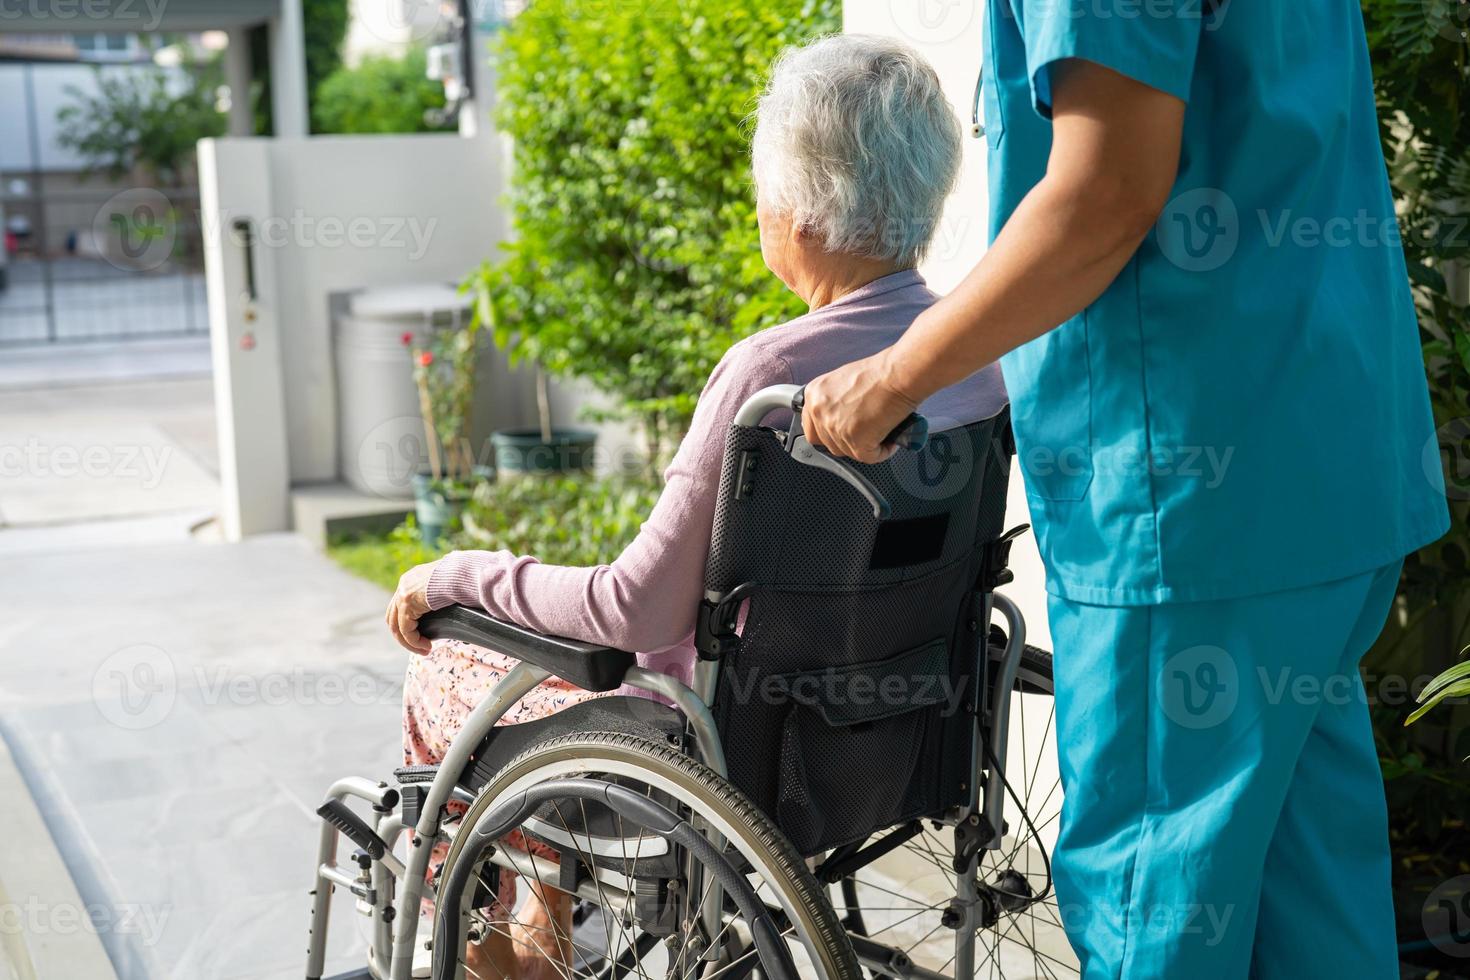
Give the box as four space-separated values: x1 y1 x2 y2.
769 638 952 855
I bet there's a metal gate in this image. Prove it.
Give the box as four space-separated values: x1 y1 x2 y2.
0 63 208 347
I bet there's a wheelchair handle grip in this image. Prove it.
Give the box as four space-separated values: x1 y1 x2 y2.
733 383 803 427
748 384 927 453
731 385 929 521
885 413 929 452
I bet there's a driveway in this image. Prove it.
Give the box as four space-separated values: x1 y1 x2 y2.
0 362 404 978
1 534 405 979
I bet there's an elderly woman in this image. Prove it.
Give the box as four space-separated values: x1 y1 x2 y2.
385 33 1007 979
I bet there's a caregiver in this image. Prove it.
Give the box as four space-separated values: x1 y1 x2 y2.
799 3 1449 978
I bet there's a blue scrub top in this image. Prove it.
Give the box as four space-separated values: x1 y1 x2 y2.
982 0 1449 605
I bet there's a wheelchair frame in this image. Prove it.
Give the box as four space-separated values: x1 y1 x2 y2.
305 385 1036 980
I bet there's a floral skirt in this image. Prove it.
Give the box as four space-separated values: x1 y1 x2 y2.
403 637 610 918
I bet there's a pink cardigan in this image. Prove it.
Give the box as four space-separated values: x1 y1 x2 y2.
426 269 1009 688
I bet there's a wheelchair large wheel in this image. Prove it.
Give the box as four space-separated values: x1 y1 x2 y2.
432 731 862 980
829 643 1076 980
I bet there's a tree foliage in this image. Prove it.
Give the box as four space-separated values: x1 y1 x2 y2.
249 0 351 134
313 47 453 135
304 0 351 99
56 64 225 184
466 0 840 454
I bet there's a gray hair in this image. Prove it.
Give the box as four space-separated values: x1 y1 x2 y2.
752 34 962 267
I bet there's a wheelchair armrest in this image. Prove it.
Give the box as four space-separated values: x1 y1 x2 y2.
417 605 637 693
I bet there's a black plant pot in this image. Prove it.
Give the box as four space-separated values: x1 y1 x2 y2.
490 428 598 476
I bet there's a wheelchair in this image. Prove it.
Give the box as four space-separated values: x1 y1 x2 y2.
306 384 1070 980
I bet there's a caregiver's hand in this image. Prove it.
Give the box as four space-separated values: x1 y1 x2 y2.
387 560 438 654
802 351 918 464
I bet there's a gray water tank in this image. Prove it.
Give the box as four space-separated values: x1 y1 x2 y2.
334 282 471 498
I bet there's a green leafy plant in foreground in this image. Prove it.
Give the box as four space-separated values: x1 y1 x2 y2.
1408 655 1470 729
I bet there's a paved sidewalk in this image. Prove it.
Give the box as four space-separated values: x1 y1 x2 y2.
0 369 405 978
0 376 218 530
0 337 212 391
1 532 406 979
0 739 117 980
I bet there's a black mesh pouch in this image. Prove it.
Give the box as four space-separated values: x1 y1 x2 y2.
704 408 1013 855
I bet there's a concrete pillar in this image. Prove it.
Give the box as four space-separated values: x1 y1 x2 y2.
269 0 310 137
198 138 293 539
224 27 254 138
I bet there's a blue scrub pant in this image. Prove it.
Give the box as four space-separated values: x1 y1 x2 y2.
1047 561 1402 979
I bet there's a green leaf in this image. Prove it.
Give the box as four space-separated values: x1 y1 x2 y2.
1406 672 1470 725
1417 658 1470 704
462 0 839 444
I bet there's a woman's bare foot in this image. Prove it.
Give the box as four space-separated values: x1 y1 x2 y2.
461 883 574 980
511 884 574 980
465 929 520 980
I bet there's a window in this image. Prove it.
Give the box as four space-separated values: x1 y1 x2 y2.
73 33 138 60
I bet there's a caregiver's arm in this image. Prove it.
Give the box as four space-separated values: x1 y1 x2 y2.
801 59 1186 463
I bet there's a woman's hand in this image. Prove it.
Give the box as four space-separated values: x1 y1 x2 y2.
387 561 438 654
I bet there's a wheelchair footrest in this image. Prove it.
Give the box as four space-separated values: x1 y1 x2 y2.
393 764 438 784
393 765 440 827
317 799 391 861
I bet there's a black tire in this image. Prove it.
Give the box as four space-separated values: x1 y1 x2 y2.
435 731 863 980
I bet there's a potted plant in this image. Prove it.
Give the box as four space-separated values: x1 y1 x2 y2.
406 316 491 545
465 264 598 477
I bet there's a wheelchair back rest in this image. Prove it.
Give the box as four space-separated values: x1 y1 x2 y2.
702 406 1014 855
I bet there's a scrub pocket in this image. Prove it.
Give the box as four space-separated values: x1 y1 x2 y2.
1005 315 1096 501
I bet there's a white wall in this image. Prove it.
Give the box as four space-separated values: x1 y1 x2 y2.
201 133 514 536
246 134 511 482
844 0 1062 849
201 130 643 537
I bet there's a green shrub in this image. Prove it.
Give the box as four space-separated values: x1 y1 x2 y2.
328 474 661 592
304 0 351 102
1358 0 1469 945
454 473 664 567
466 0 839 457
313 47 453 135
248 0 351 134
